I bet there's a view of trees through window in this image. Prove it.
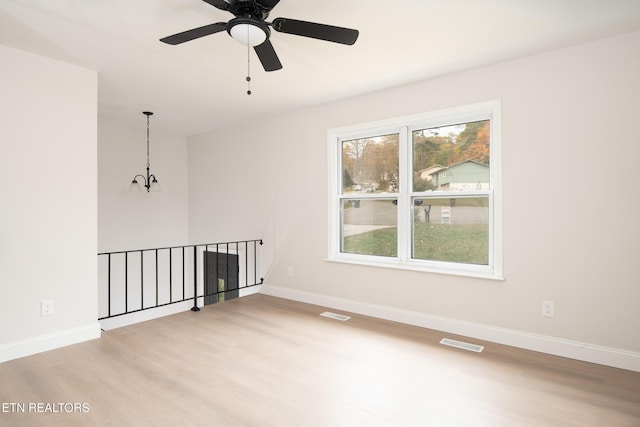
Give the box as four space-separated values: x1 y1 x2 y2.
413 120 490 191
342 134 399 194
341 121 490 194
336 113 495 270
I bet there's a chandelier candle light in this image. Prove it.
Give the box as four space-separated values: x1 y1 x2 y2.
129 111 160 192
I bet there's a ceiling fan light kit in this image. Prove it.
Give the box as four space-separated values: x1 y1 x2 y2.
228 18 269 46
160 0 359 93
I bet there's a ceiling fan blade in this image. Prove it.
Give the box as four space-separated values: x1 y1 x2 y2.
202 0 230 11
254 40 283 71
272 18 359 45
160 22 227 45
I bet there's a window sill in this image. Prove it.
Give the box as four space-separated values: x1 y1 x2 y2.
325 256 505 281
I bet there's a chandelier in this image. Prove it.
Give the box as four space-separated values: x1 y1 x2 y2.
129 111 160 192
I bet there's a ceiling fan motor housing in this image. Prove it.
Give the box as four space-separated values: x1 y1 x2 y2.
228 0 272 20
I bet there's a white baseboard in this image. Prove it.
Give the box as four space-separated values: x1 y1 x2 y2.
260 284 640 373
0 322 101 364
99 301 195 331
100 286 262 330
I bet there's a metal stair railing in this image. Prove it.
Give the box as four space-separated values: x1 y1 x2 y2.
97 239 263 320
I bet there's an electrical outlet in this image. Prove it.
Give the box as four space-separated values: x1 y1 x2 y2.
542 300 554 317
41 299 54 316
287 266 294 277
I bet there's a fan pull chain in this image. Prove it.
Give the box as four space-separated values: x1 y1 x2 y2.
246 27 252 95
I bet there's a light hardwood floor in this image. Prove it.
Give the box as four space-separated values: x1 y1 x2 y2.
1 294 639 426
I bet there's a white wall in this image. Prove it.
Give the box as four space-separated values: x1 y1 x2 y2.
188 31 640 369
98 117 189 252
0 45 100 361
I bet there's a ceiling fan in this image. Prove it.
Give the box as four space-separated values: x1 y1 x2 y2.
159 0 359 72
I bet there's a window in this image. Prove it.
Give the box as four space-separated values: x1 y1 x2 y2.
328 101 502 279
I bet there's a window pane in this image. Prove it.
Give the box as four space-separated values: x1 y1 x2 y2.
342 134 399 194
413 120 490 192
341 199 397 257
412 197 489 265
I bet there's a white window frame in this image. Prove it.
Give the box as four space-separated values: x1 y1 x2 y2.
327 100 503 280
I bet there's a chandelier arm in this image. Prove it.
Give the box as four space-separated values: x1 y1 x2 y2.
132 174 147 185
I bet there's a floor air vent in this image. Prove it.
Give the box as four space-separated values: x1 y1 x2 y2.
439 338 484 353
320 312 351 321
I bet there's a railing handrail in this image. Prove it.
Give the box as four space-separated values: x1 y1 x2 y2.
98 239 263 256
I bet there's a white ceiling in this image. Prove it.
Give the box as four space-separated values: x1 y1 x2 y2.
2 0 640 136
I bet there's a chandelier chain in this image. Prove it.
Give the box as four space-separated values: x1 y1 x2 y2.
146 113 150 167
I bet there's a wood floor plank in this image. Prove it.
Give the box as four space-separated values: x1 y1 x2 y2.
1 294 639 426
